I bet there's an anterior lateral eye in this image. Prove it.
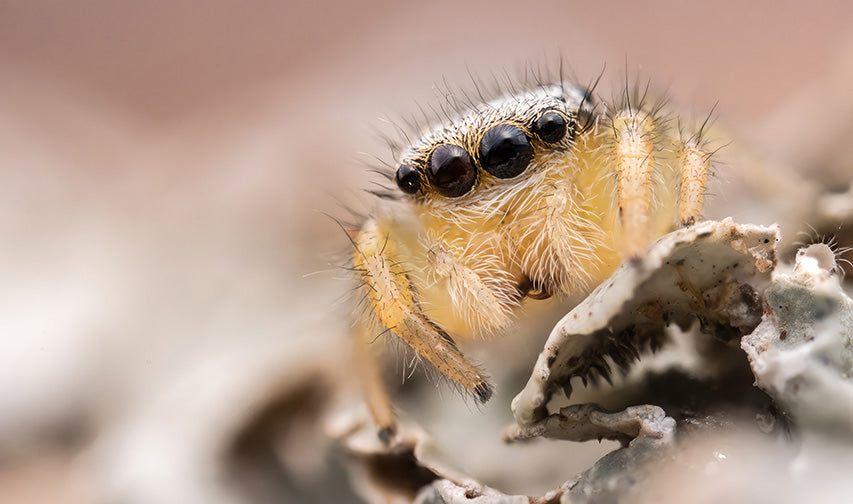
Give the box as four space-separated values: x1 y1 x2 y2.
479 124 533 179
532 111 569 144
395 164 421 194
428 144 476 198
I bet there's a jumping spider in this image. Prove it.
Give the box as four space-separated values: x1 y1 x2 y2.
348 75 713 441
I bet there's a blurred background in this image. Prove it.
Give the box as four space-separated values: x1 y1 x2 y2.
1 1 852 502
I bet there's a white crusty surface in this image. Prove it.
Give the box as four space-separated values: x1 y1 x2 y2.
742 242 853 437
510 219 779 434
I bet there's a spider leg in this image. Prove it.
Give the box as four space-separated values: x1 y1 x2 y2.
611 108 658 260
677 139 711 226
353 323 396 442
353 218 494 437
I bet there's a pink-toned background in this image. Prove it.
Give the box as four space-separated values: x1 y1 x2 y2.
1 1 851 502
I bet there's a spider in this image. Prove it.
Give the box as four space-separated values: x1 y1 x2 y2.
347 74 714 441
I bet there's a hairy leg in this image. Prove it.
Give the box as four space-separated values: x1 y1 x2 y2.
677 139 711 226
353 218 494 431
610 108 657 260
353 323 396 442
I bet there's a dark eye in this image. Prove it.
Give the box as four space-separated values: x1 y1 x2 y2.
532 111 569 143
395 164 421 194
479 124 532 179
428 144 476 197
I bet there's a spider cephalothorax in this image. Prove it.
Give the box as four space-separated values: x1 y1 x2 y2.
349 76 713 441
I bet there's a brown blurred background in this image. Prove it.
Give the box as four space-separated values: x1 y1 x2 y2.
1 1 851 502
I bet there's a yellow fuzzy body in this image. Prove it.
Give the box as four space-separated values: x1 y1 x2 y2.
349 81 712 436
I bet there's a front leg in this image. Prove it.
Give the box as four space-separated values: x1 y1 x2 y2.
353 218 494 438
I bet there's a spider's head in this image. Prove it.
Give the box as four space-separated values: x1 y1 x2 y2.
393 84 594 204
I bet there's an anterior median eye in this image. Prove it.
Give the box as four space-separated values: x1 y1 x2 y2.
532 111 569 144
428 144 476 197
479 124 532 179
